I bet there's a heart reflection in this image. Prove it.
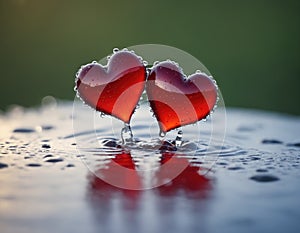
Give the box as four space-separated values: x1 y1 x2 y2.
88 145 211 201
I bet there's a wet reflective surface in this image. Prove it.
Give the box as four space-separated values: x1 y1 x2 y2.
0 102 300 233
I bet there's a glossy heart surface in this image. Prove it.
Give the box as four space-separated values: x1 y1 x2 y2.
76 51 146 123
146 61 218 132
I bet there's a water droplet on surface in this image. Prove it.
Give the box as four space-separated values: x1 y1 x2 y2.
45 158 64 163
0 162 8 169
250 174 279 182
287 142 300 148
13 128 35 133
41 125 54 131
42 144 51 149
26 163 41 167
227 166 244 171
256 169 268 173
262 139 283 144
143 60 148 66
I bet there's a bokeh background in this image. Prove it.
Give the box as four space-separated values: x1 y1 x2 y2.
0 0 299 114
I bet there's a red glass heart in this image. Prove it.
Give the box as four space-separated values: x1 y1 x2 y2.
146 61 218 132
76 51 146 123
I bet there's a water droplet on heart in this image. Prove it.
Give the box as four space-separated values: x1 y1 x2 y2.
107 55 111 60
136 104 140 109
113 48 119 53
121 123 133 144
153 61 160 66
175 130 183 147
159 130 166 139
143 60 148 66
196 70 201 74
100 112 106 118
92 60 97 64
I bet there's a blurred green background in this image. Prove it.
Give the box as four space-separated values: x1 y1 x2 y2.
0 0 299 114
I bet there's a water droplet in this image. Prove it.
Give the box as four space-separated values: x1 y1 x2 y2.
159 130 166 139
0 162 8 169
13 128 35 133
113 48 119 53
287 142 300 147
143 60 148 66
92 60 97 64
41 144 51 149
100 112 106 118
175 130 183 147
227 166 244 171
136 104 140 109
261 139 283 144
41 125 54 131
256 169 268 173
153 61 160 66
121 123 133 144
250 174 279 182
26 163 41 167
44 158 64 163
107 55 111 60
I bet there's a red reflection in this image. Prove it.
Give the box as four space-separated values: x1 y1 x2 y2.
88 149 211 199
89 151 141 192
155 152 211 198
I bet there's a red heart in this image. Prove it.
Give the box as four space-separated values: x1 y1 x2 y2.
76 51 146 123
146 61 218 132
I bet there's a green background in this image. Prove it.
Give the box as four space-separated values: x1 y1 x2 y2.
1 0 299 114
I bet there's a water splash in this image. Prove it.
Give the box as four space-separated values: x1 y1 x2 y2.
121 123 133 144
175 130 183 147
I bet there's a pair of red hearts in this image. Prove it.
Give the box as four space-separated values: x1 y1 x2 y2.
75 50 218 133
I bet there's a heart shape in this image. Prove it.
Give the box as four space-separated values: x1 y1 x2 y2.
75 51 146 123
146 61 218 132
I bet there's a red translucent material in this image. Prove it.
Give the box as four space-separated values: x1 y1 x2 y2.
146 61 218 132
76 51 146 123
